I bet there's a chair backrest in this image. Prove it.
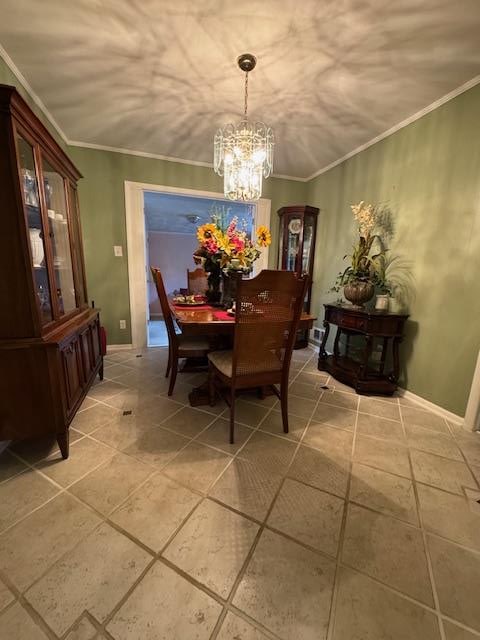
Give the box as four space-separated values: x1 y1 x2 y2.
187 268 208 296
231 270 309 380
150 267 178 349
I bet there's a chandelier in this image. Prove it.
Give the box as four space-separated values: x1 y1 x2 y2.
214 53 274 201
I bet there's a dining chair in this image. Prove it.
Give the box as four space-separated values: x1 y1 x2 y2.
151 267 210 395
208 270 309 443
187 267 208 296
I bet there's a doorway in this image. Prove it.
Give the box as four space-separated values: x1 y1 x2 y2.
125 182 271 350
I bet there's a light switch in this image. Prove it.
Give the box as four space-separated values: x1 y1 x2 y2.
114 245 123 257
119 320 126 329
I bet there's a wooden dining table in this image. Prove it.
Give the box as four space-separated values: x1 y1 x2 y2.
169 298 317 405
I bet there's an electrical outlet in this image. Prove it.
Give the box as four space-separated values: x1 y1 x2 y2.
119 319 126 329
114 245 123 257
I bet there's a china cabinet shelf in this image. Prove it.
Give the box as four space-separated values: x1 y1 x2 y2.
0 84 103 459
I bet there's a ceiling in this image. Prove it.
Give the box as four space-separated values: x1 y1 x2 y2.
144 192 253 234
1 0 479 179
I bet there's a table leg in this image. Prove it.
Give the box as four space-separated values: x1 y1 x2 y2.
360 335 373 380
390 337 402 383
318 321 330 368
333 327 342 363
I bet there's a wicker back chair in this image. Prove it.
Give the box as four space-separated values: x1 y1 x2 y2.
208 270 309 443
187 268 208 296
151 268 209 395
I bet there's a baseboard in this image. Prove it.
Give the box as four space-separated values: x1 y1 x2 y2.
397 387 464 425
107 343 133 352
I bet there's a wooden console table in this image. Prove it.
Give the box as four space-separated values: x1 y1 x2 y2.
318 304 409 395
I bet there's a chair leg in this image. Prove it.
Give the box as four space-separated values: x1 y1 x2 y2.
280 382 289 434
229 388 236 444
165 348 172 378
168 356 178 396
208 364 216 406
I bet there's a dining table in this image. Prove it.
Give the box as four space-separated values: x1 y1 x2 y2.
169 298 317 405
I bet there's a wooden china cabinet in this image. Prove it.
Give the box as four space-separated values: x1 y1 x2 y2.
278 205 319 347
0 85 102 459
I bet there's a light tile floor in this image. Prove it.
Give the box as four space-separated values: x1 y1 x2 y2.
0 346 480 639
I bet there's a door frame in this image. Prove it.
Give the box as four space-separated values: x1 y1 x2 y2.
124 181 271 350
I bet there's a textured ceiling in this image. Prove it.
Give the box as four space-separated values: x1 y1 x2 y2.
1 0 480 178
144 192 253 234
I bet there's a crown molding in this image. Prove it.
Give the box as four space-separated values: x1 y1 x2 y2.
306 74 480 182
0 44 68 144
2 45 479 185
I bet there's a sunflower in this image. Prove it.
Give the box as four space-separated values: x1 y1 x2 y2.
256 225 271 247
197 223 217 244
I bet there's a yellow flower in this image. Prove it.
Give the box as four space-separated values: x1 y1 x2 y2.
197 223 217 243
256 225 271 247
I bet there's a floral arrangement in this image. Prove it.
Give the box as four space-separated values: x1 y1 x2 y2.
194 210 271 273
331 201 391 294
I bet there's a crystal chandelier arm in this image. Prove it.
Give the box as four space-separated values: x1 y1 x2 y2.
244 71 248 119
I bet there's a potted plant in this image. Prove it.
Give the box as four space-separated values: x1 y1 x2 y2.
193 207 271 307
331 201 390 308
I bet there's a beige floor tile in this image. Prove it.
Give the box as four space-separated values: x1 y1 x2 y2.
103 362 133 379
107 561 222 640
77 397 98 411
332 567 441 640
25 523 151 637
238 431 297 473
110 473 200 551
289 380 322 401
267 478 344 555
411 450 477 495
65 615 98 640
319 389 358 411
0 493 101 591
342 503 433 606
471 464 480 486
0 450 27 483
196 417 253 453
359 397 401 421
36 437 114 487
161 406 215 438
240 391 279 408
209 458 283 521
90 414 156 450
163 499 259 597
289 444 350 497
406 425 462 461
417 484 480 551
105 351 137 364
312 403 357 431
71 403 123 434
88 380 127 401
0 579 14 613
401 406 450 434
233 529 335 640
163 441 232 493
303 423 354 457
229 400 270 427
443 621 480 640
295 371 329 388
122 425 189 468
285 395 317 419
0 602 50 640
356 412 405 444
216 612 271 640
134 395 185 425
350 463 418 525
456 434 480 467
258 410 309 440
354 434 411 477
166 381 199 407
0 470 59 532
9 432 83 464
428 535 480 632
69 453 153 515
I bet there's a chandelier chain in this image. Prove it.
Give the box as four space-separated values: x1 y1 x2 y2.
244 72 248 118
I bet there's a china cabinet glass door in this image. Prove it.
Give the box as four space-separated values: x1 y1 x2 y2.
286 216 303 271
17 135 53 324
302 214 315 274
42 157 77 315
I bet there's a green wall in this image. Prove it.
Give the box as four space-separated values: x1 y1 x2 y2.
306 83 480 416
68 146 307 344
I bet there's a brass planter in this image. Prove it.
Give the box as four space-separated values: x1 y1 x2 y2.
344 281 375 308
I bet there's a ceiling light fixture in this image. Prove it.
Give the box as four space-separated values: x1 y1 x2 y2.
214 53 274 202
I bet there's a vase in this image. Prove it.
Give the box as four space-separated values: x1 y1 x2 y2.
205 267 221 305
343 281 374 308
221 270 242 309
29 228 44 267
375 294 390 311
